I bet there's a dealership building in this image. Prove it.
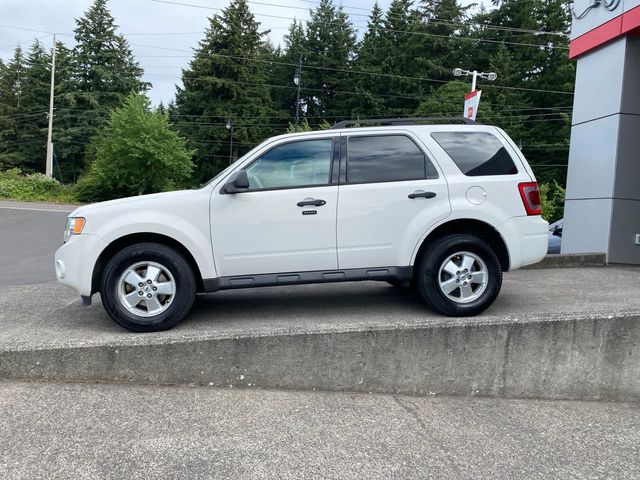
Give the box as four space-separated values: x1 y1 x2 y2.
562 0 640 263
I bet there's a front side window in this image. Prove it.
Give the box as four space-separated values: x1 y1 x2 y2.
346 135 437 184
245 139 333 190
431 131 518 176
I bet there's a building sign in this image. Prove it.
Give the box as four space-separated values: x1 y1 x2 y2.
572 0 621 20
463 90 481 121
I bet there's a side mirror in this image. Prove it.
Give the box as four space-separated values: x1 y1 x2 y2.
220 170 249 194
552 226 563 237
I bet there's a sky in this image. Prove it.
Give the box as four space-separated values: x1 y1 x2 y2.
0 0 480 105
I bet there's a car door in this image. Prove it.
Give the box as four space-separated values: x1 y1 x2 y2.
210 137 339 277
336 131 451 269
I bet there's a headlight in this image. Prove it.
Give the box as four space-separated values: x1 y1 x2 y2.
63 217 86 243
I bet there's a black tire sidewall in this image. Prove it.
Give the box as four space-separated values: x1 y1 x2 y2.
100 243 196 332
417 234 502 316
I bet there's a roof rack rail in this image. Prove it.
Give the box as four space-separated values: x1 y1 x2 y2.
330 117 475 129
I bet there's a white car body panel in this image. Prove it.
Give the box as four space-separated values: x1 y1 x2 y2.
210 185 339 276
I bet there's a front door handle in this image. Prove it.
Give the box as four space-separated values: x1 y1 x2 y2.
297 198 326 207
408 190 437 199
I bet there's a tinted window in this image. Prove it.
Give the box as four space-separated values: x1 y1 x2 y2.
431 131 518 176
245 139 332 189
347 135 437 184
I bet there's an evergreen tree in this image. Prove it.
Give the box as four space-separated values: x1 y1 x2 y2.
350 2 387 117
16 40 52 173
266 20 306 122
0 47 26 170
50 41 77 182
419 0 471 84
62 0 147 181
302 0 356 122
372 0 426 116
174 0 276 182
472 0 573 183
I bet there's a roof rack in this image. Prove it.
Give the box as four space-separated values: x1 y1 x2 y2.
330 117 475 129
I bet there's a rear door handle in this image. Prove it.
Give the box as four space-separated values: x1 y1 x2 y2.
408 190 437 199
297 198 326 207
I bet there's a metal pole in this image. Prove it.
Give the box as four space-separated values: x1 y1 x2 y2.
471 70 478 92
295 57 301 132
228 117 233 165
45 34 56 178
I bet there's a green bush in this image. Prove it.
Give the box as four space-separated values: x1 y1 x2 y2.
540 181 565 223
76 93 194 202
0 168 77 203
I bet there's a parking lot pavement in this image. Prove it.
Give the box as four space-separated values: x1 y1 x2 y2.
0 201 74 286
0 380 638 480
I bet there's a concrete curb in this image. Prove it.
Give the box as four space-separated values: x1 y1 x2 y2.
1 310 639 402
524 252 607 269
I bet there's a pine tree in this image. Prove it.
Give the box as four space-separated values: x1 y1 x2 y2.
350 2 387 117
419 0 471 85
0 47 26 170
62 0 148 181
16 40 52 173
266 20 306 122
174 0 276 182
472 0 573 183
302 0 356 122
50 41 77 182
374 0 426 116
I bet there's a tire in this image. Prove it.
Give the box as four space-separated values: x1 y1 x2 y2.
416 234 502 317
99 242 197 332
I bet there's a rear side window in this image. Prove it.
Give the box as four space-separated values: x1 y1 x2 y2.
431 131 518 176
347 135 438 184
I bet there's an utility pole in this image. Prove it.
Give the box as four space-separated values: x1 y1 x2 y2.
293 57 302 132
226 115 234 165
45 34 57 178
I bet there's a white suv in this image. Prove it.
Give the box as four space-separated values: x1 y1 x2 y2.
55 119 548 332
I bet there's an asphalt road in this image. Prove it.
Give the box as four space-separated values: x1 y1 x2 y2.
1 380 639 480
0 201 74 286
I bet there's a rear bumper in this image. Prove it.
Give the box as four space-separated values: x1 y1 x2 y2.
496 216 548 271
55 233 108 297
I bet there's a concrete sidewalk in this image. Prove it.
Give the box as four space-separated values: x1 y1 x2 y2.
1 267 640 400
1 380 638 480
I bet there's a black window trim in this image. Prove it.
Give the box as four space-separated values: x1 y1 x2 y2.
342 133 440 186
233 136 339 193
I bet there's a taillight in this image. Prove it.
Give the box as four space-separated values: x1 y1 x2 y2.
518 182 542 215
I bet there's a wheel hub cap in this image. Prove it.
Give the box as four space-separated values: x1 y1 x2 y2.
117 261 176 318
437 251 488 304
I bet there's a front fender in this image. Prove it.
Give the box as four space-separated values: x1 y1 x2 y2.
94 212 217 279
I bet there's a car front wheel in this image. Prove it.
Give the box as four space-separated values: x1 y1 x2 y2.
416 234 502 317
100 242 197 332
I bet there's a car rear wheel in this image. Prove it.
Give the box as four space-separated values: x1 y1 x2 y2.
100 242 196 332
416 234 502 316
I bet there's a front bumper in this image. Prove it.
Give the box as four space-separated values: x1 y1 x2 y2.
55 233 108 298
496 216 548 271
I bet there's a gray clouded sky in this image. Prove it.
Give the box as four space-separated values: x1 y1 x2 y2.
0 0 480 105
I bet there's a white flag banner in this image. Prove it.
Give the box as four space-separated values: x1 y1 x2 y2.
463 90 482 121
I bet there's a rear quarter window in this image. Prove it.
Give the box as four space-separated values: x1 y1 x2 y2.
431 131 518 176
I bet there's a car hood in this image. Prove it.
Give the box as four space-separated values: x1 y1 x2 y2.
69 189 204 217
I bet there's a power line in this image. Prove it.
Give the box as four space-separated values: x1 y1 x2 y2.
148 0 569 50
127 43 574 95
